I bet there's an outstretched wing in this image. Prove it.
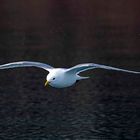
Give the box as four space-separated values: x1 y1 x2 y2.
66 63 140 74
0 61 53 71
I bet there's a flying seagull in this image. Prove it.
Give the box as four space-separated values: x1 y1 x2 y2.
0 61 139 88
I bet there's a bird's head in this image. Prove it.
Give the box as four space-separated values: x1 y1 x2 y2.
44 69 65 88
45 73 58 87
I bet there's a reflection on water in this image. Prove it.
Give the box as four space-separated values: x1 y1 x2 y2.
0 48 139 139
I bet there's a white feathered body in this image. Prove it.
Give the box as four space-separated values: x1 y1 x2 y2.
47 68 77 88
0 61 139 88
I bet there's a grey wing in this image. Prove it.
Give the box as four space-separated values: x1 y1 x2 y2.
66 63 140 74
0 61 54 71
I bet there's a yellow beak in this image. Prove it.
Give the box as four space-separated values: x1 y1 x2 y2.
44 80 49 87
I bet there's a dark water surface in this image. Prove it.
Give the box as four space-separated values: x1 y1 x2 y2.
0 0 140 139
0 48 139 140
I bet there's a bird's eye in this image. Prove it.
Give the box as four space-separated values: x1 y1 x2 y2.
52 78 55 80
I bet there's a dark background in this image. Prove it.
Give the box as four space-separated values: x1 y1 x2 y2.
0 0 140 139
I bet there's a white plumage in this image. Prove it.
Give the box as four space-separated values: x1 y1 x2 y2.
0 61 139 88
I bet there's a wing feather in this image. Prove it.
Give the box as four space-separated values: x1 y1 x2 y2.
0 61 53 71
66 63 140 74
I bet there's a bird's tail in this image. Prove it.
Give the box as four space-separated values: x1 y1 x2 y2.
76 75 89 80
